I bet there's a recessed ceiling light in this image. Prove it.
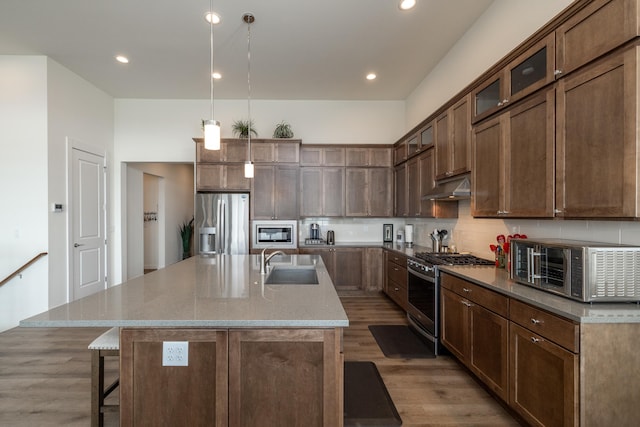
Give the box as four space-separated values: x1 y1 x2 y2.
399 0 417 11
366 73 377 81
115 55 129 64
205 12 220 24
212 72 221 79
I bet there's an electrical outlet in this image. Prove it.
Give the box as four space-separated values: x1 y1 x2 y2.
162 341 189 366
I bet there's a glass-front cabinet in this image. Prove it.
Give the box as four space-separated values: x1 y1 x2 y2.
472 33 556 123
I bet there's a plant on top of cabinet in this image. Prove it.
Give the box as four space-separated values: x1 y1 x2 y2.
272 121 294 138
232 119 258 138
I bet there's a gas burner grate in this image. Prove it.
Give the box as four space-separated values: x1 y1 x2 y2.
415 252 494 266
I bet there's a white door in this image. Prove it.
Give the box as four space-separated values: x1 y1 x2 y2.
71 148 106 300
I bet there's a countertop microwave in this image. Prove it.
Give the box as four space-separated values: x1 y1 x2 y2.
252 220 297 249
510 238 640 302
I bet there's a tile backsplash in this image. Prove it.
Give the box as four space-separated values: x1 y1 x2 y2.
298 199 640 260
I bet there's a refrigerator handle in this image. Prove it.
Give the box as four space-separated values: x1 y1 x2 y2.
216 199 222 254
220 199 226 253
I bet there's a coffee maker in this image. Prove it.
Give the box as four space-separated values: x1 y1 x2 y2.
310 223 320 240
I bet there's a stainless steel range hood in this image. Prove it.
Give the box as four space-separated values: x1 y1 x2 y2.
421 175 471 200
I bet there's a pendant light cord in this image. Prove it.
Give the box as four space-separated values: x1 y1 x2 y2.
246 15 252 156
209 0 214 122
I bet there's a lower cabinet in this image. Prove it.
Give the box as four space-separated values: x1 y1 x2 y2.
120 327 343 427
440 275 509 401
299 247 364 291
383 250 408 310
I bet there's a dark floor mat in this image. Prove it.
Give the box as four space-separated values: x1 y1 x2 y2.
368 325 436 359
344 361 402 427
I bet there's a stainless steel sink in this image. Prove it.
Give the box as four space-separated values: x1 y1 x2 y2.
265 266 319 285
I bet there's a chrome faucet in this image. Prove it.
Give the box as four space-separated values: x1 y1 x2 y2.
261 248 286 274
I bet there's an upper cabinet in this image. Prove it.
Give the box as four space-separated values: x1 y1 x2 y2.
435 94 471 180
556 44 640 218
556 0 640 76
251 140 300 163
300 145 345 166
195 139 248 163
345 168 393 217
345 146 392 167
251 165 299 219
472 33 556 123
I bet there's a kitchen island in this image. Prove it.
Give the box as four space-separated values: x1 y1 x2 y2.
21 254 348 427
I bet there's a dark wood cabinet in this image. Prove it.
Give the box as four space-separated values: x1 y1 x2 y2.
197 164 251 192
250 140 300 163
196 139 249 163
251 165 298 219
383 250 408 310
440 273 509 402
364 247 384 292
435 95 471 180
556 0 639 76
417 149 458 219
393 140 407 165
345 146 392 167
299 247 364 291
300 146 345 166
394 164 407 217
556 45 640 218
473 88 555 218
345 168 392 217
300 167 344 217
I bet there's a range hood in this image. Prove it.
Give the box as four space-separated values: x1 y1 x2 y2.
421 175 471 201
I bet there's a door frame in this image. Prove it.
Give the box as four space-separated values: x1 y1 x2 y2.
66 138 108 301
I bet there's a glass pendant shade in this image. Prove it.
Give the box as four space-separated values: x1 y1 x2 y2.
244 160 254 178
204 119 221 150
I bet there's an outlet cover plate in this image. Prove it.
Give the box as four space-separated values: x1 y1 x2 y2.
162 341 189 366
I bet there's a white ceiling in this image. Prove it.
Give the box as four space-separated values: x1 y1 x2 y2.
0 0 494 100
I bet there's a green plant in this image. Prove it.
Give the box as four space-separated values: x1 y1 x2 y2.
232 119 258 138
179 218 194 259
272 121 294 138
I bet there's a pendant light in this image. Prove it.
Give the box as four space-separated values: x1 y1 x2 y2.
204 0 220 150
243 13 255 178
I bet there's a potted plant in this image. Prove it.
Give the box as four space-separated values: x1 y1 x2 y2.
232 119 258 138
272 121 294 138
179 218 194 259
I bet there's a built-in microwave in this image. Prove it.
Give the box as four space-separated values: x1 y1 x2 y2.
510 238 640 302
252 220 297 249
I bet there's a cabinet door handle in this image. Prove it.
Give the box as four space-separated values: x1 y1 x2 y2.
530 318 542 325
461 300 473 307
394 287 399 291
554 209 563 214
530 337 540 343
554 69 563 76
462 288 471 293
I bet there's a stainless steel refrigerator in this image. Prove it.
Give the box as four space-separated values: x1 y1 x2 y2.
195 193 249 255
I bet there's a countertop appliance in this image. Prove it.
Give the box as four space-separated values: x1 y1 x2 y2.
407 252 494 355
252 220 297 249
510 238 640 302
196 193 249 255
310 223 320 240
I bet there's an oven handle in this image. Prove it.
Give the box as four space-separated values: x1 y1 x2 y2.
408 266 435 283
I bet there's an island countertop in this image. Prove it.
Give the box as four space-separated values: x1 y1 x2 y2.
20 254 349 328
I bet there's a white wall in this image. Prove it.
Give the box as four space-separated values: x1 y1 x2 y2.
0 56 49 332
46 58 114 307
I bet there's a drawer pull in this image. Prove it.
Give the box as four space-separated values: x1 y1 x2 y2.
394 287 399 292
531 337 540 343
394 267 399 271
462 287 471 293
531 318 542 325
461 300 473 307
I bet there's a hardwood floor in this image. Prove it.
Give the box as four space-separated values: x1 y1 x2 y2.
0 295 520 426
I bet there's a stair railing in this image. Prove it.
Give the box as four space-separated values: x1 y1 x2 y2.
0 252 48 287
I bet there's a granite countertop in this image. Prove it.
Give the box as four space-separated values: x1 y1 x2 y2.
20 255 349 328
439 265 640 324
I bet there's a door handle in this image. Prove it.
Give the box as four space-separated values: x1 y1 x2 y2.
74 243 84 248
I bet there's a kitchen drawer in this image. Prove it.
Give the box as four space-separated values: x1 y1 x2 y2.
510 299 579 353
387 278 408 309
387 252 407 268
440 273 509 318
387 260 407 285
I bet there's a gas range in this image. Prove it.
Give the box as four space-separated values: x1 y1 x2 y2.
408 252 494 277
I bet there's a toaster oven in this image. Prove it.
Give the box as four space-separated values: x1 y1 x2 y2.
510 238 640 302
